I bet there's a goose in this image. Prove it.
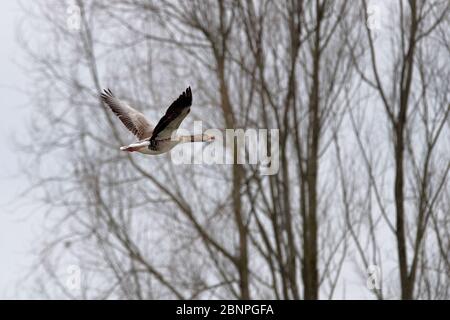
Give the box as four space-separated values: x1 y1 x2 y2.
100 87 214 155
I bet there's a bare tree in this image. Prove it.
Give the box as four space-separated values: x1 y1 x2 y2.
19 0 449 300
347 0 450 299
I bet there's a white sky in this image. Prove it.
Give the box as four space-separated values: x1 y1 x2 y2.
0 0 42 299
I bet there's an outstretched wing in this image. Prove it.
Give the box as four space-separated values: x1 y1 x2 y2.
101 89 153 140
150 87 192 141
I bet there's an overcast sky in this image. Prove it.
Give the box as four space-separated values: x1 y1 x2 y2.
0 0 42 298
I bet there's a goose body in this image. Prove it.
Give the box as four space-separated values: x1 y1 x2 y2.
100 87 213 155
120 138 181 155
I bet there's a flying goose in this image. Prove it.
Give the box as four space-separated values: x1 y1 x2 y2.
100 87 214 155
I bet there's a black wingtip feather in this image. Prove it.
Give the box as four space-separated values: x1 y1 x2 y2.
100 88 115 101
184 86 192 105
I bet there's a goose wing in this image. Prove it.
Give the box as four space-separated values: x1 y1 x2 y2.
150 87 192 141
101 89 153 140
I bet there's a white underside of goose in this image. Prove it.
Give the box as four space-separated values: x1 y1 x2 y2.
120 139 176 155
